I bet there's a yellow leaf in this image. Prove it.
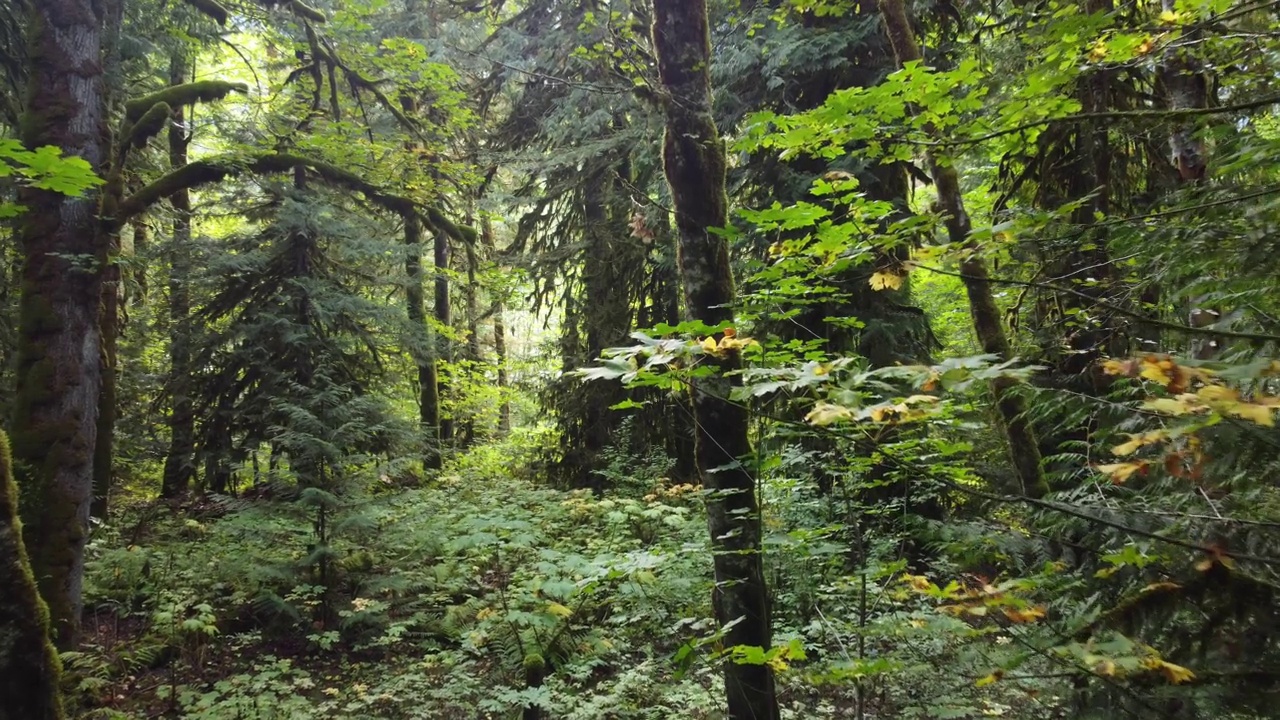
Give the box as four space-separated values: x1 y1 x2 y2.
546 602 573 618
1196 384 1238 403
700 336 718 354
976 671 1002 687
1143 657 1195 684
903 574 933 592
1143 397 1195 416
1096 461 1147 483
869 270 905 291
1002 606 1046 624
1094 659 1118 677
1159 9 1180 23
806 401 853 426
1230 402 1276 426
1112 430 1167 456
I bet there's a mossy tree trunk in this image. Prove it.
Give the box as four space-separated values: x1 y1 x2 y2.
879 0 1048 499
14 0 110 650
406 210 443 469
434 229 454 446
0 430 65 720
651 2 780 718
161 52 195 499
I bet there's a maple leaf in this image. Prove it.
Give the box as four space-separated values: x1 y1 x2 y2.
1096 461 1148 483
806 401 853 426
869 270 905 291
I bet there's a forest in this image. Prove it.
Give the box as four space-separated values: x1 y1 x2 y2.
1 0 1279 718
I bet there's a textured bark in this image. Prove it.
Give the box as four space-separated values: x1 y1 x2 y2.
161 53 195 498
14 0 110 649
0 431 66 720
879 0 1048 499
483 217 511 435
1158 0 1209 183
652 3 780 718
406 210 442 469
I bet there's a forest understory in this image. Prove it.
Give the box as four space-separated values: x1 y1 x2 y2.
2 0 1280 718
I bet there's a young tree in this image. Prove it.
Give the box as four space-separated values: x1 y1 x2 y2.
651 1 779 718
878 0 1048 498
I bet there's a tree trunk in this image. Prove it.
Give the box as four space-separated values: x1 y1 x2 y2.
878 0 1048 499
130 218 148 305
462 238 481 447
406 211 443 468
93 233 120 520
651 3 780 718
162 53 195 499
483 216 511 434
434 230 454 445
14 0 110 650
0 430 66 719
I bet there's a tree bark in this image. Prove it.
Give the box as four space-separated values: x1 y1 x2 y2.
162 53 195 499
483 216 511 434
407 211 443 468
651 3 780 718
878 0 1048 499
434 230 454 445
14 0 110 649
0 430 66 720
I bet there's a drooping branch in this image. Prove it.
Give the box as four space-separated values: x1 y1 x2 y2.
179 0 229 25
116 153 475 243
123 81 248 124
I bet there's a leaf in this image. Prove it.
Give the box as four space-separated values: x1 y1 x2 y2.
975 671 1002 687
806 401 853 426
1002 606 1045 624
869 270 905 291
1096 461 1148 483
545 602 573 618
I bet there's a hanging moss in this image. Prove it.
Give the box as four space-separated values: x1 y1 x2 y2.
122 101 171 149
180 0 229 25
0 430 66 720
123 81 247 124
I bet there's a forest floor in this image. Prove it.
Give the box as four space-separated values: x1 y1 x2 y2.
71 430 1052 719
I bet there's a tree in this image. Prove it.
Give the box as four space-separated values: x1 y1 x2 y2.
12 0 113 649
651 1 780 718
878 0 1048 498
0 430 64 719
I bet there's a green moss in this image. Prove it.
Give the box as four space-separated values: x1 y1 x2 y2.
0 430 65 719
124 81 247 124
181 0 229 25
289 0 327 23
123 101 171 148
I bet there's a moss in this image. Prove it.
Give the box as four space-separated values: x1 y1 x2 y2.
123 101 171 148
289 0 327 23
118 153 472 241
0 431 66 719
181 0 229 25
124 81 247 124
